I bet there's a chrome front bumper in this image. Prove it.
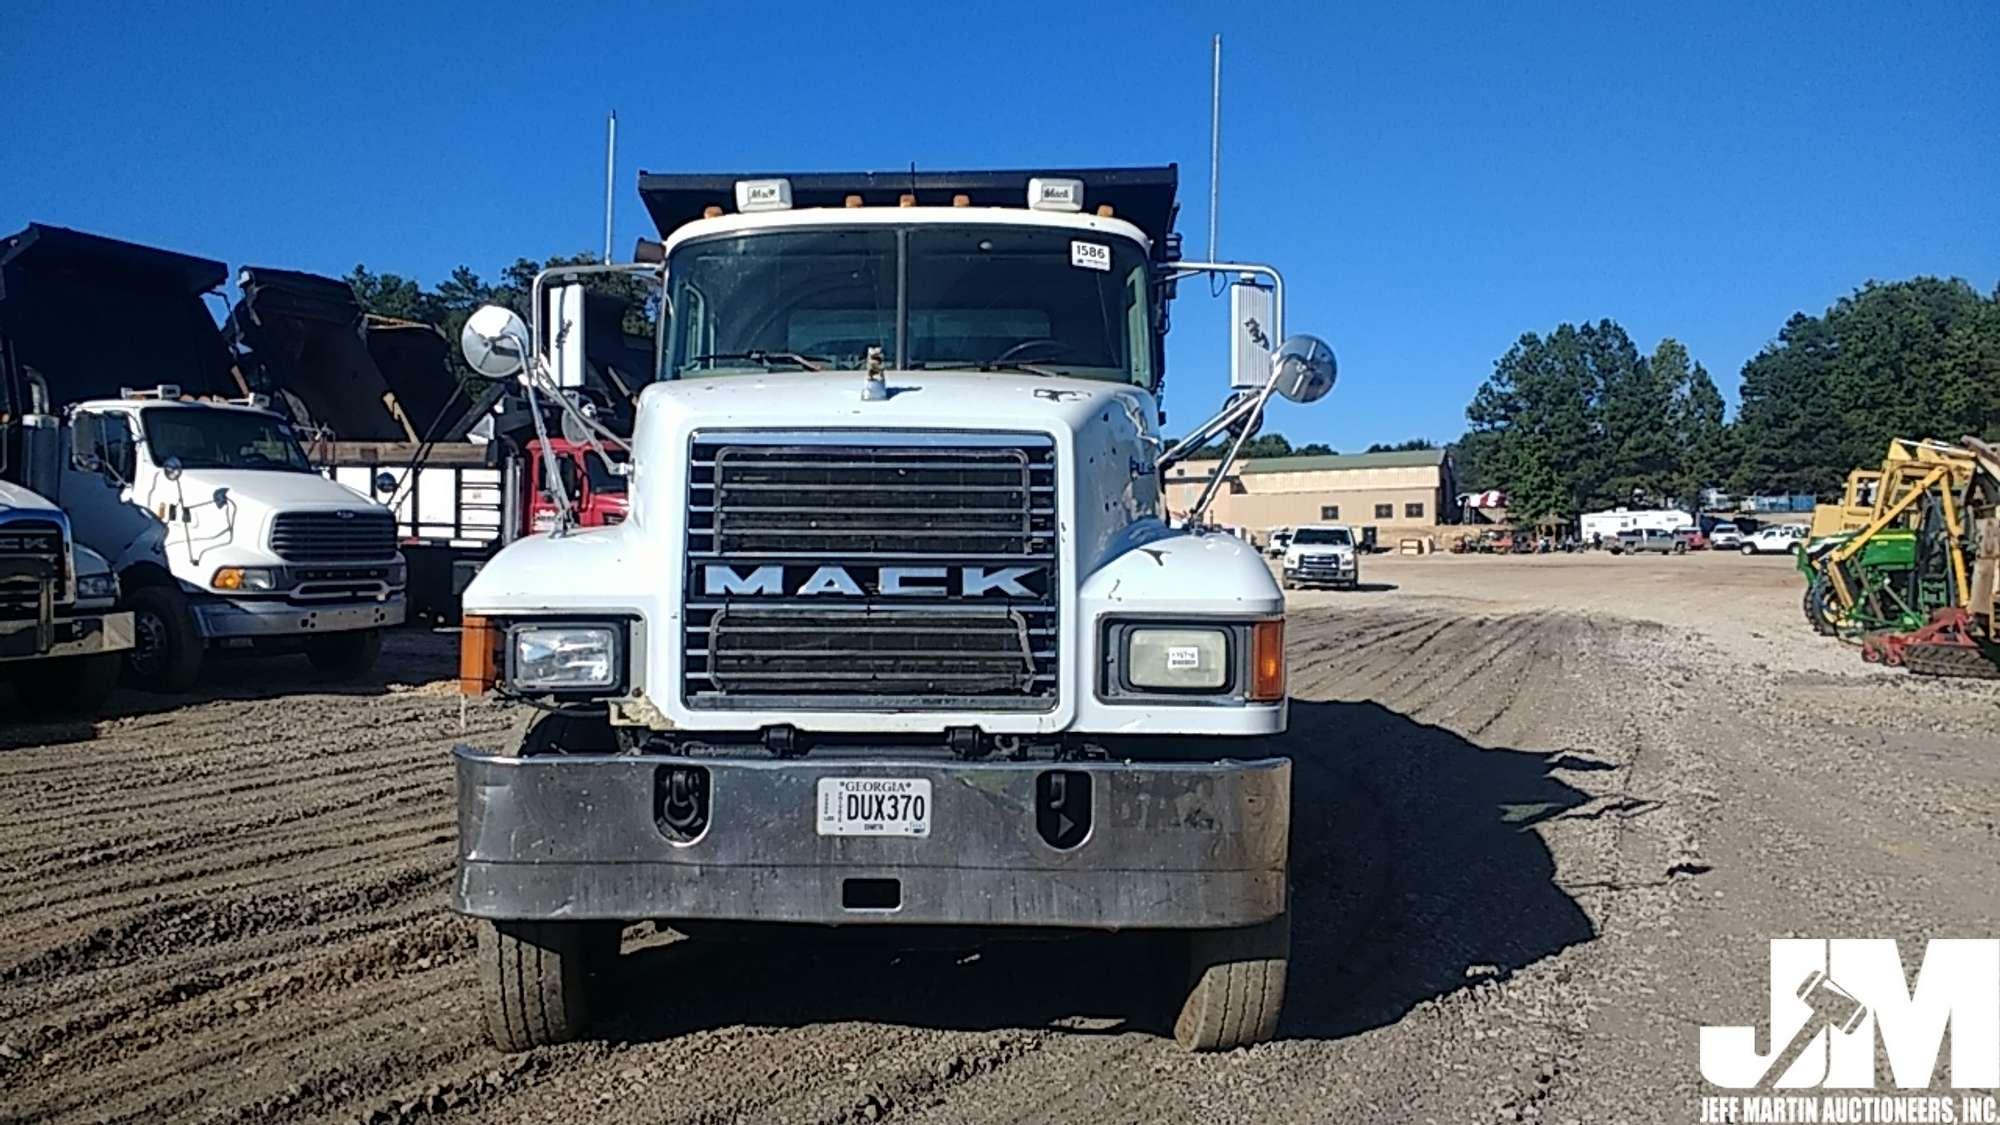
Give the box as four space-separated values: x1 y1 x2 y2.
0 610 134 663
453 749 1290 930
192 593 405 639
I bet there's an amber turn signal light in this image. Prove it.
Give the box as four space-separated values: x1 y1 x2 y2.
1249 619 1286 702
459 615 501 696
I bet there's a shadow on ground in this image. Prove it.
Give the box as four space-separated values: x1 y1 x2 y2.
0 626 455 749
599 697 1603 1046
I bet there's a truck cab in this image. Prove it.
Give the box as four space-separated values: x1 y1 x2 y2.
61 390 406 689
450 167 1336 1052
522 438 627 535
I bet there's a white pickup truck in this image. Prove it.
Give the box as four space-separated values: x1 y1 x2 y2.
1281 524 1361 589
448 166 1337 1052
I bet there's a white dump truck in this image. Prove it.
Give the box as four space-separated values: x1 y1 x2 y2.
56 391 407 690
0 223 408 691
0 479 132 715
450 167 1336 1051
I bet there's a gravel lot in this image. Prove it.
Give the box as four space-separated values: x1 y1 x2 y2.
2 550 1995 1124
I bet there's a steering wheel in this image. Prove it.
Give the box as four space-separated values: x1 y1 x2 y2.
986 338 1068 365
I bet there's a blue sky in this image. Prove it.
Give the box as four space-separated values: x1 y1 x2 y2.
5 1 1994 450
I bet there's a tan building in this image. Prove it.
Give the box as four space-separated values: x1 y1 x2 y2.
1163 449 1457 540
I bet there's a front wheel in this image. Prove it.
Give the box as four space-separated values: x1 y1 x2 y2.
478 920 621 1051
1173 910 1289 1051
1741 544 1756 555
305 629 382 678
1804 577 1841 636
123 585 204 692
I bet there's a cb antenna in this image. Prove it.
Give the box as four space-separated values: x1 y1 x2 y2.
602 110 618 263
1208 34 1223 292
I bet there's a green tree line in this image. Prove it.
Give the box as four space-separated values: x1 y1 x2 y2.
1453 277 2000 518
346 252 659 380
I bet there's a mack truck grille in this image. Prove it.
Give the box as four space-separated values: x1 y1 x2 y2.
0 520 65 614
684 433 1059 711
269 510 396 562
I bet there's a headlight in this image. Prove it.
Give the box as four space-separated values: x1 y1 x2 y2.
1125 627 1231 691
211 566 280 591
385 560 407 586
76 572 119 601
509 624 619 691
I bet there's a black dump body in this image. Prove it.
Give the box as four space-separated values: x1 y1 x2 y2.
636 165 1182 257
227 268 652 446
225 267 423 442
0 223 235 407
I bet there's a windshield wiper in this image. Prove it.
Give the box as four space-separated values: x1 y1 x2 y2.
685 350 827 372
918 361 1065 378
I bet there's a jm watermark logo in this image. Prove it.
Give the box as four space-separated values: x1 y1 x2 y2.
1696 939 1999 1123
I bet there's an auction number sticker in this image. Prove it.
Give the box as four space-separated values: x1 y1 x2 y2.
816 777 932 837
1167 645 1202 670
1070 240 1112 271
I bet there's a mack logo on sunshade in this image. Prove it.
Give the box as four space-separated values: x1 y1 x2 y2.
702 564 1043 599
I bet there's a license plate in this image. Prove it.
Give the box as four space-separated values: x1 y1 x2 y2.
816 778 931 838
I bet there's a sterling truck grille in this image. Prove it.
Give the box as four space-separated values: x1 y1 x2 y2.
0 518 64 615
684 433 1059 711
269 510 396 562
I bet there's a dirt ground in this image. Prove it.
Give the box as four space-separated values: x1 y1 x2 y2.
2 550 1996 1124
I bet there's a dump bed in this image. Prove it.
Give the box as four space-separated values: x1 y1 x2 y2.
0 223 234 405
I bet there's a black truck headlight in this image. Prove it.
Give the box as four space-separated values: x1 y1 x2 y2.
1124 626 1231 691
508 624 619 691
76 572 119 601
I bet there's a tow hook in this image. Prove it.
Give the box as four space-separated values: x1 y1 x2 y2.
656 765 710 842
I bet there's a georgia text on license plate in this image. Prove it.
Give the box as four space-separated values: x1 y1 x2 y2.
816 778 931 837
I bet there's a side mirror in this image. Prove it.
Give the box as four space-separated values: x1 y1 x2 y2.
1270 335 1336 404
162 456 184 482
373 471 397 496
460 304 530 380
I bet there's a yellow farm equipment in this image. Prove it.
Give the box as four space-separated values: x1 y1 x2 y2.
1801 438 2000 678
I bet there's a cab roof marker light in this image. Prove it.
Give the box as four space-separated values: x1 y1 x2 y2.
734 178 793 212
1028 177 1084 213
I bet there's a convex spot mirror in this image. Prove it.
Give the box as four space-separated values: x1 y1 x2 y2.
461 305 530 380
1271 335 1337 404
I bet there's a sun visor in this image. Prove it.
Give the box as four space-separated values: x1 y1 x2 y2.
636 166 1180 254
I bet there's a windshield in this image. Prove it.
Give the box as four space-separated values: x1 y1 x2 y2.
667 224 1155 385
1293 527 1352 546
141 408 313 473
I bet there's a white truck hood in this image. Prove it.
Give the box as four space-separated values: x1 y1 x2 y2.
135 468 383 570
0 478 65 519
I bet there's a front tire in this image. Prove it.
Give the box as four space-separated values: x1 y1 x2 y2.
1804 577 1841 636
478 920 621 1051
123 585 204 692
1741 544 1756 555
1173 910 1289 1051
304 628 382 678
10 653 121 717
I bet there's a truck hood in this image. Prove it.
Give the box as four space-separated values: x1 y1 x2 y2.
631 369 1165 573
149 468 376 511
0 478 64 519
134 468 384 570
